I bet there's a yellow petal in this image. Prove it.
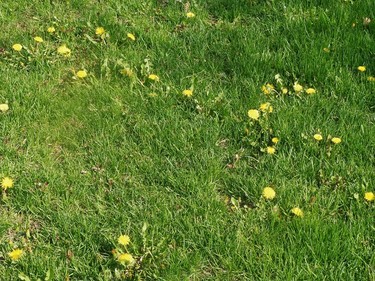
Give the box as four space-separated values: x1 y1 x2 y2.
127 33 136 41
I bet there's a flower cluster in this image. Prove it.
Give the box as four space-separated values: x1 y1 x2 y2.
261 74 316 97
261 187 303 217
240 72 359 218
313 133 341 144
246 101 278 155
356 65 375 81
113 235 135 266
245 75 320 154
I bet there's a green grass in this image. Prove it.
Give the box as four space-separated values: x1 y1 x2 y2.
0 0 374 280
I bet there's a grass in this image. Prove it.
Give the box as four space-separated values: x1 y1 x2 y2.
0 0 374 280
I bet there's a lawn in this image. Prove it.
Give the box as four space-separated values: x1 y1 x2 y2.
0 0 374 280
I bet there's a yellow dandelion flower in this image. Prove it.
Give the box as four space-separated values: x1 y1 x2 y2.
331 137 341 144
1 177 14 190
182 89 193 97
259 102 273 113
95 27 105 36
357 66 366 72
293 82 303 93
247 109 260 120
314 134 323 141
0 104 9 112
291 207 303 217
261 83 274 95
281 87 288 94
117 253 134 264
262 187 276 200
271 137 279 144
8 249 23 261
186 12 195 18
118 235 130 246
34 36 43 43
305 88 316 95
368 76 375 82
12 44 22 51
364 192 374 202
76 70 87 79
121 68 133 77
47 26 55 33
148 74 159 81
323 47 330 53
266 146 276 154
57 45 71 56
127 33 136 41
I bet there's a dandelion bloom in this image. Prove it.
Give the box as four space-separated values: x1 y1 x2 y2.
117 253 134 264
127 33 136 41
47 27 55 33
305 88 316 95
331 137 341 144
368 76 375 82
266 146 276 154
281 87 288 94
12 44 22 51
57 45 71 56
118 235 130 246
148 74 159 81
186 12 195 18
291 207 303 217
120 68 133 77
8 249 23 261
76 70 87 78
95 27 105 36
357 66 366 72
261 83 274 95
247 109 259 120
1 177 14 190
314 134 323 141
182 89 193 97
34 36 43 43
271 137 279 144
364 192 374 202
259 102 273 113
293 82 303 92
0 104 9 112
262 187 276 200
